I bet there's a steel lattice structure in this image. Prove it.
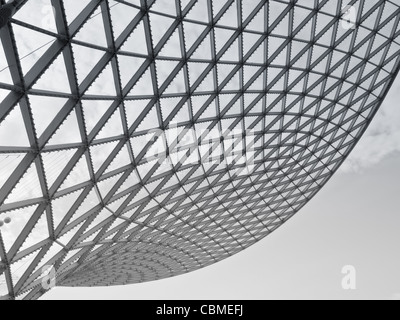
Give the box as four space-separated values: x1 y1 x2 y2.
0 0 399 300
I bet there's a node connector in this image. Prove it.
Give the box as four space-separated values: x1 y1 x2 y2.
0 1 17 29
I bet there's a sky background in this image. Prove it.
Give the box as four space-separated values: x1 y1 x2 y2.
44 77 400 300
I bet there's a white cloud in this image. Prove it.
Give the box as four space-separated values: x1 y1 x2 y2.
340 80 400 173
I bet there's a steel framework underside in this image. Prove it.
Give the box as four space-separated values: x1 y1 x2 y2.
0 0 399 300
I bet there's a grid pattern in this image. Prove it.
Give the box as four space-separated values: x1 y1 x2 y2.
0 0 399 300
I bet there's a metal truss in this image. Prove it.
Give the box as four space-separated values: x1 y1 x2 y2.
0 0 399 300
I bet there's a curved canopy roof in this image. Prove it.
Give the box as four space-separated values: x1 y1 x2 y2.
0 0 399 299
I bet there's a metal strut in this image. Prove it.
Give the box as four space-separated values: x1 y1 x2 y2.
0 1 17 29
